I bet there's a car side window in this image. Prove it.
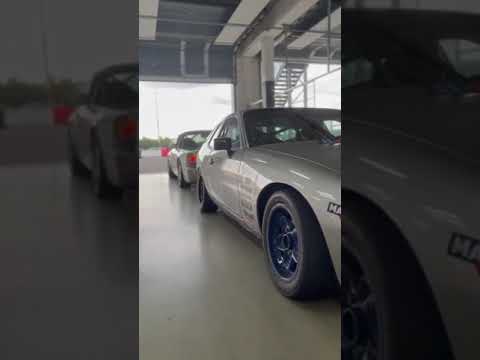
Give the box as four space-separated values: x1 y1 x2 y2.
92 73 138 109
220 118 241 150
208 122 225 148
343 28 444 91
176 136 184 149
93 78 110 106
342 57 375 89
89 79 102 105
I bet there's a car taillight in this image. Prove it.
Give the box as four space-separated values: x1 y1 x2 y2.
186 153 197 167
52 105 75 125
116 116 136 141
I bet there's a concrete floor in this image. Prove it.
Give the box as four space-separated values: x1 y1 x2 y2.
0 126 138 359
139 171 340 360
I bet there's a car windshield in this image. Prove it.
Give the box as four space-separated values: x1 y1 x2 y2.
99 70 138 109
180 131 210 150
439 38 480 78
244 109 341 147
342 10 480 89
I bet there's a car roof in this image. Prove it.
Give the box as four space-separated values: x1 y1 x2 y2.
241 107 341 120
178 130 211 137
343 9 480 41
92 63 138 81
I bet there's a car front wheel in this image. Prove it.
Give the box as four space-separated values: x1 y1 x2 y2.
197 176 217 213
262 189 337 299
68 134 89 177
91 140 115 198
168 160 176 179
341 200 453 360
177 162 188 188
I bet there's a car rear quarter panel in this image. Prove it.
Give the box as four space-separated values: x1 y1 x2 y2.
96 108 138 187
343 122 480 360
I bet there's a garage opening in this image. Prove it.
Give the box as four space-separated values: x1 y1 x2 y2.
139 81 232 170
139 1 341 359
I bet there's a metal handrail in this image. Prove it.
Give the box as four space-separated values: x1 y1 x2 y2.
281 66 341 94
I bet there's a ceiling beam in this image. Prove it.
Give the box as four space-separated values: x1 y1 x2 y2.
238 0 318 57
145 32 217 42
288 7 341 50
214 0 271 46
139 0 160 40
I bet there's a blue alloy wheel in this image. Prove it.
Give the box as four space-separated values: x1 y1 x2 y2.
268 207 299 279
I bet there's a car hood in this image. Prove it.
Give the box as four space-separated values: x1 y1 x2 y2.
257 141 341 174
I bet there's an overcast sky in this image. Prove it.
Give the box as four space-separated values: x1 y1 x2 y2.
140 82 233 139
0 0 136 83
140 64 341 140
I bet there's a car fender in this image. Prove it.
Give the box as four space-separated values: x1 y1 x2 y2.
241 147 341 280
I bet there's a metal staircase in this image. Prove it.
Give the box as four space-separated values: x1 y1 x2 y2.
273 63 307 107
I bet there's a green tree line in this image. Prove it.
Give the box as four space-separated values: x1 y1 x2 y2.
139 137 175 150
0 78 84 108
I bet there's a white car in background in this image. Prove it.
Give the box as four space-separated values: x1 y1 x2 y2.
168 130 211 188
197 108 341 299
67 63 138 198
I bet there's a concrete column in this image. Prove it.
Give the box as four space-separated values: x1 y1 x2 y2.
233 56 261 112
260 34 275 108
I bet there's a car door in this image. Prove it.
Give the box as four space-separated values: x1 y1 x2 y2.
169 136 182 176
201 122 224 200
212 116 244 218
71 79 102 168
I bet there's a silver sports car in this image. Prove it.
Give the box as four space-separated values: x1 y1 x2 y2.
168 130 211 188
197 108 341 299
342 6 480 360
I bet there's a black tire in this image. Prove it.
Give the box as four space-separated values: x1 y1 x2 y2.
0 110 5 129
91 139 116 198
197 175 217 213
177 161 188 188
262 189 338 300
342 200 453 360
168 161 176 179
68 133 89 177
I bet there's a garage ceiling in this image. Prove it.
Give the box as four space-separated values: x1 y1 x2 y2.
139 0 341 82
140 0 242 81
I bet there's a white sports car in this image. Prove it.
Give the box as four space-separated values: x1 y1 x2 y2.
167 130 211 188
197 108 341 299
67 64 138 197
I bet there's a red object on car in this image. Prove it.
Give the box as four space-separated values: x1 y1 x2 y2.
52 105 74 125
186 153 197 167
161 147 170 157
116 116 137 141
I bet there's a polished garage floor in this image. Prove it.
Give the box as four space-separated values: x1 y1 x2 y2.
139 171 340 360
0 126 138 359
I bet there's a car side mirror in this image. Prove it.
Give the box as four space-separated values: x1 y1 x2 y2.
214 137 232 152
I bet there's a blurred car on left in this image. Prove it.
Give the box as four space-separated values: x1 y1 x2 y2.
0 107 5 129
67 63 139 197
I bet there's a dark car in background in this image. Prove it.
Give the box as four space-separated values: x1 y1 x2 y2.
0 107 4 129
67 63 139 197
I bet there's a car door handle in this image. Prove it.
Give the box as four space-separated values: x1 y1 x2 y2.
209 157 215 165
